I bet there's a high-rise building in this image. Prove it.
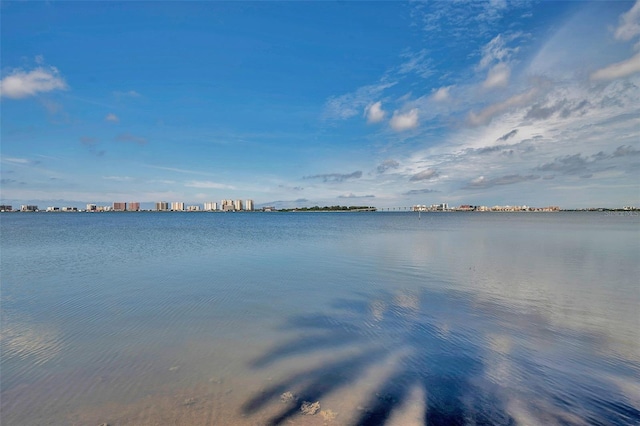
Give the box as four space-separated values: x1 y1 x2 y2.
86 204 97 211
171 202 185 211
21 205 38 212
113 202 127 211
234 199 243 211
204 202 218 211
245 199 254 211
221 199 234 211
129 202 140 211
155 202 169 211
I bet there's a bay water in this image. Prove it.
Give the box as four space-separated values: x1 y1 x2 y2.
1 212 638 425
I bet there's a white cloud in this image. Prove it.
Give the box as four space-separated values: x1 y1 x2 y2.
431 86 452 102
365 101 386 123
390 108 419 131
324 81 396 120
483 63 511 89
184 180 236 190
478 34 520 70
144 165 218 177
2 157 31 164
397 49 433 78
105 113 119 122
410 169 439 181
114 90 141 98
468 88 538 126
590 52 640 81
615 0 640 41
0 66 67 99
103 175 133 182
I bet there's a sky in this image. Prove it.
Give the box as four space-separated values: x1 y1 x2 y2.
1 1 639 209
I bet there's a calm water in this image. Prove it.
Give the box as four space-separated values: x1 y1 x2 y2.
1 212 639 425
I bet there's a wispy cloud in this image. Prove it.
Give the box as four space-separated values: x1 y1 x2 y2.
80 136 98 146
0 65 67 99
468 88 538 126
591 2 640 81
2 157 32 165
105 113 119 123
115 132 147 145
397 49 433 78
477 33 523 90
184 180 236 190
535 145 639 177
403 188 439 196
496 129 518 142
80 136 106 157
416 1 528 39
376 159 400 174
304 171 363 183
113 90 141 98
0 178 25 185
614 0 640 41
463 174 540 189
591 52 640 81
103 175 133 182
338 193 375 199
483 62 511 89
612 144 640 157
409 169 439 181
278 184 305 191
324 81 396 120
390 108 419 131
478 33 521 70
144 165 217 177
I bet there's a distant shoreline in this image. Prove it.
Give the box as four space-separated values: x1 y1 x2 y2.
2 208 638 214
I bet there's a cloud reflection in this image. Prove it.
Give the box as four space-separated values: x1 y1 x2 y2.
243 286 640 425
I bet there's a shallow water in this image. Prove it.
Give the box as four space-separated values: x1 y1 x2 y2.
1 212 638 425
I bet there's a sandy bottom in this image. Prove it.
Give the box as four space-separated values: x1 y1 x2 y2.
59 350 425 426
2 343 423 426
69 385 427 426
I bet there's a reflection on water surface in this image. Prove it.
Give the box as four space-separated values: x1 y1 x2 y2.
1 212 638 425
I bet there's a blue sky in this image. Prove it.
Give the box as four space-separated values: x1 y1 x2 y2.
1 1 639 209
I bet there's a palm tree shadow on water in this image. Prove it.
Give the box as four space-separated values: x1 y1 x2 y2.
241 287 640 425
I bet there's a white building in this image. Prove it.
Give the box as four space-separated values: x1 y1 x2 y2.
204 202 218 211
245 199 254 211
171 202 185 211
221 199 234 211
234 199 243 211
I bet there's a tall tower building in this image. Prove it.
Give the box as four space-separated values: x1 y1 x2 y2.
155 202 169 211
234 199 243 211
245 199 254 211
129 202 140 211
171 202 185 211
113 202 127 211
221 199 234 211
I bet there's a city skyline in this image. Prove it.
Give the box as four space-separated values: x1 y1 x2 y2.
1 1 639 209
